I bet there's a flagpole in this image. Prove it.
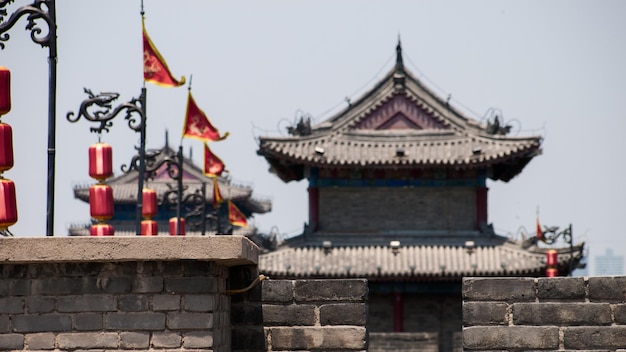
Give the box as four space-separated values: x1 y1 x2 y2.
136 2 146 235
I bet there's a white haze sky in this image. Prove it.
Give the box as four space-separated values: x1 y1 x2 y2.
2 1 625 274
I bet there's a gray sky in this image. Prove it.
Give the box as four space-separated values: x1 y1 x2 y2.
2 1 625 273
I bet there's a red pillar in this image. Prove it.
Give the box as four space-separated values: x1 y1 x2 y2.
308 186 319 231
393 292 404 332
476 186 488 230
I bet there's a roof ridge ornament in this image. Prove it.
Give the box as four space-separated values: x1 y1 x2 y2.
394 36 406 90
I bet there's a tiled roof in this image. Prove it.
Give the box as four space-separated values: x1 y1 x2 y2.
258 44 541 182
259 241 582 279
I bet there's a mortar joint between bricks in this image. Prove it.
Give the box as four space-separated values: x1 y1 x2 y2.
558 326 565 350
583 276 590 303
534 278 539 302
506 302 514 326
314 305 321 326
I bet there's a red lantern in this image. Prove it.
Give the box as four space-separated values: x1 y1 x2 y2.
88 143 113 181
0 178 17 229
89 184 114 220
142 188 158 218
0 123 14 172
169 217 185 236
546 250 558 267
0 67 10 116
90 223 114 236
141 220 158 236
546 267 558 278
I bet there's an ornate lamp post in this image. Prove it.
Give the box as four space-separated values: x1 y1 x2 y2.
67 88 147 235
0 0 57 236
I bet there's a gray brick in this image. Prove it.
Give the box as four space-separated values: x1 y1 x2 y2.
320 303 367 325
463 278 535 302
11 279 31 296
152 294 181 311
165 276 216 293
615 304 626 324
26 296 55 313
73 313 103 331
13 315 72 332
537 277 585 301
58 295 116 312
564 326 626 349
133 276 163 293
183 261 213 276
263 304 316 326
25 332 55 349
151 331 182 348
105 312 165 330
262 280 293 303
167 312 213 330
513 302 612 325
184 331 214 348
32 277 99 295
57 332 119 349
0 297 23 314
463 302 507 326
98 276 133 293
0 315 9 332
119 294 150 311
588 277 626 302
463 326 559 350
120 331 149 349
269 326 366 350
184 295 216 312
0 333 23 350
295 279 367 302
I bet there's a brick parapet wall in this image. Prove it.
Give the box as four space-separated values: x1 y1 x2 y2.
232 278 368 351
0 261 230 351
463 277 626 351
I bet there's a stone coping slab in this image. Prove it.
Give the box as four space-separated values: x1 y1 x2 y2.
0 236 258 266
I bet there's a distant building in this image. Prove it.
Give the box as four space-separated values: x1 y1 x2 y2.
595 248 624 276
256 40 584 352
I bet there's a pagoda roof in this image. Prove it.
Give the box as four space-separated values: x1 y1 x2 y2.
258 41 542 182
259 233 583 280
74 143 271 215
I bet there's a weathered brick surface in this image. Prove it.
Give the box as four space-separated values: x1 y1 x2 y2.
0 296 23 314
57 332 119 349
183 331 214 348
132 275 163 293
151 331 182 348
105 312 166 330
165 276 216 293
513 302 612 325
269 326 367 350
24 332 55 349
588 277 626 302
537 277 586 301
57 295 116 312
152 294 181 311
184 294 215 312
262 304 316 326
564 326 626 349
167 312 213 330
25 296 55 313
12 315 72 332
119 331 150 349
73 313 103 331
320 303 367 325
615 304 626 324
0 333 24 350
119 294 150 312
31 277 99 295
261 279 293 302
463 326 559 350
462 302 507 326
0 315 10 332
463 277 535 302
11 279 31 296
295 279 367 302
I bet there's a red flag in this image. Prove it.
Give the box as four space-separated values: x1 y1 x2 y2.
204 143 225 177
182 92 229 142
228 200 247 227
536 215 545 242
142 20 185 87
211 176 223 209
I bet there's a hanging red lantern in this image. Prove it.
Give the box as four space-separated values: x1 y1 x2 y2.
0 123 14 172
0 67 10 116
90 223 114 236
141 219 158 236
142 188 158 218
88 143 113 181
546 267 558 278
0 178 17 229
546 250 558 267
89 184 114 220
169 217 185 236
